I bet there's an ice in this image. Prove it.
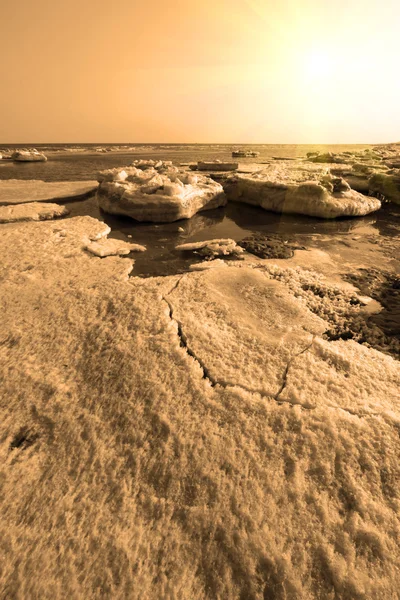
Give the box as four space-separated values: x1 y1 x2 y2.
176 238 244 258
85 238 146 257
224 161 381 218
1 219 399 598
306 145 400 203
0 180 98 205
166 266 327 395
369 171 400 204
11 149 47 162
97 166 226 222
0 202 69 223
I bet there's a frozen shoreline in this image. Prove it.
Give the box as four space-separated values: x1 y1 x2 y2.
0 212 399 599
1 147 399 599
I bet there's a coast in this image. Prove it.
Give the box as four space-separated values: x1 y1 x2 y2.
0 144 399 599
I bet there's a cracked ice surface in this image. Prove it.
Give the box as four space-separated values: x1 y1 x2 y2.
279 336 400 416
165 266 327 396
1 215 400 599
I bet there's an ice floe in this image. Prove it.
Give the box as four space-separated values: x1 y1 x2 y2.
176 238 244 259
97 165 226 222
12 148 47 162
0 179 98 205
85 238 146 257
224 161 381 218
0 202 69 223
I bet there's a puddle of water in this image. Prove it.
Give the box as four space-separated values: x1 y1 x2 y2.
64 195 400 277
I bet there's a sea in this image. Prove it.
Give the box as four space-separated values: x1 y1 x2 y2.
0 143 372 182
1 143 399 277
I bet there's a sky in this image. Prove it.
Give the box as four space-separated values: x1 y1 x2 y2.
1 0 399 143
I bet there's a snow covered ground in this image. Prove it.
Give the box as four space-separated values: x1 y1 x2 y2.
0 215 399 599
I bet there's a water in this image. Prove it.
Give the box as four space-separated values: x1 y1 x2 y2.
0 143 370 182
64 193 400 277
1 143 399 277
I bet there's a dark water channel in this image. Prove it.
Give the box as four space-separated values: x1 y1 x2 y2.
64 193 400 277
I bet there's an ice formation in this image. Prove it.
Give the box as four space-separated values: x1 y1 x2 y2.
0 202 68 223
85 238 146 257
306 145 400 203
97 164 226 222
224 161 381 218
0 180 98 205
11 149 48 162
369 171 400 204
176 238 244 258
1 217 399 599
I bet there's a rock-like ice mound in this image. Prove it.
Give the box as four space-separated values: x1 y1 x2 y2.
224 161 381 218
306 145 400 203
369 170 400 204
11 149 47 162
97 164 226 222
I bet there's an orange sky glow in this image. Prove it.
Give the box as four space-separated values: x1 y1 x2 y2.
1 0 399 143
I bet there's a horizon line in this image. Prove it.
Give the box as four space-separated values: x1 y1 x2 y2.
1 141 397 146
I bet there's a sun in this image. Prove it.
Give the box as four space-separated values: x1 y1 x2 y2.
303 49 335 80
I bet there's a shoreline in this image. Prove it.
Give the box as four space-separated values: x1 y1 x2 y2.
1 149 399 599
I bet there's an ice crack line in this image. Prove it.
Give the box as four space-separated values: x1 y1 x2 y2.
162 282 318 408
162 275 218 386
274 335 316 402
162 294 219 387
160 297 390 420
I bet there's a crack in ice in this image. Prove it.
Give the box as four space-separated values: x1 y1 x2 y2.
161 299 386 419
274 336 317 402
162 281 319 407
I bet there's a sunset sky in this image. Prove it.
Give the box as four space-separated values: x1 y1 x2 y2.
1 0 399 143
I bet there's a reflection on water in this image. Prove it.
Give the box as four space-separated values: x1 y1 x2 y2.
64 195 399 277
225 202 379 236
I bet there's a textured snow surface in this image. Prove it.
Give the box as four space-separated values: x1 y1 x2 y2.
166 267 328 396
0 202 68 223
280 336 400 414
224 162 381 218
0 180 98 205
1 216 400 599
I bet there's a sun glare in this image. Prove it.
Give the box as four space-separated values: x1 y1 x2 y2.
303 49 335 80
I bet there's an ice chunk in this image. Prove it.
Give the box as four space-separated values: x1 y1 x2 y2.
224 161 381 218
176 238 244 259
85 238 146 257
97 168 226 222
0 202 69 223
